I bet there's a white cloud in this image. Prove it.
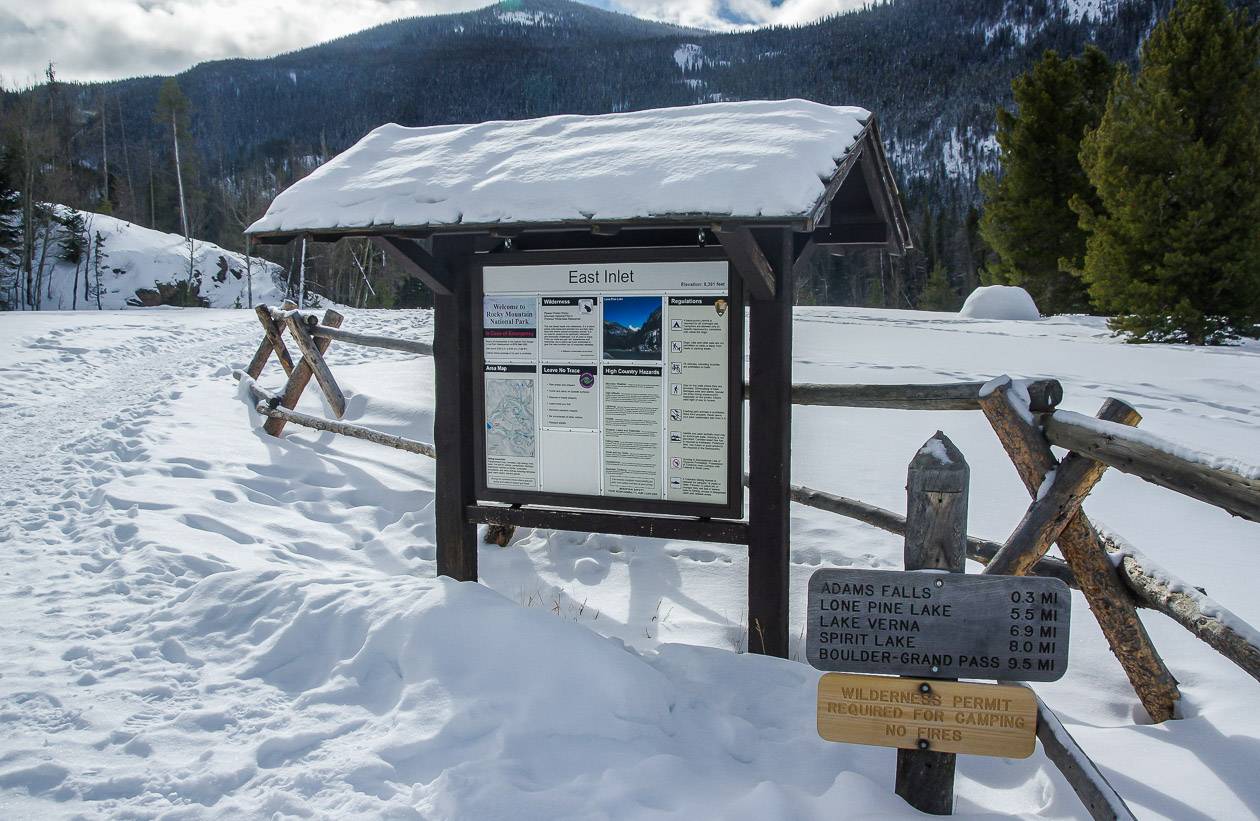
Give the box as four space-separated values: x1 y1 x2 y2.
596 0 869 30
0 0 869 85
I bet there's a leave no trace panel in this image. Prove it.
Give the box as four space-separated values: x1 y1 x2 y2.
807 569 1071 681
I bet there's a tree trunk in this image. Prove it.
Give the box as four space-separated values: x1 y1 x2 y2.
298 237 307 308
172 113 189 242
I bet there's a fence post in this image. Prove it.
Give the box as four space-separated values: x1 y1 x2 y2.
895 431 969 815
263 308 344 438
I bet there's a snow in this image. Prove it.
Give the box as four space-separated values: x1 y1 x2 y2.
917 436 953 464
3 306 1260 818
12 206 284 310
674 43 704 71
495 9 556 26
1060 0 1120 22
246 100 871 235
960 284 1041 321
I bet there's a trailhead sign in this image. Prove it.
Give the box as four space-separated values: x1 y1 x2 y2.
476 258 741 517
807 569 1071 681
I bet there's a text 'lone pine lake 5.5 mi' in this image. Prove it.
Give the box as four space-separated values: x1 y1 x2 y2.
807 568 1071 681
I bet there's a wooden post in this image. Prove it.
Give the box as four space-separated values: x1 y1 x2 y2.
430 236 478 582
246 299 297 379
896 431 968 815
984 449 1111 577
979 383 1180 723
746 228 792 657
283 313 347 419
263 308 343 437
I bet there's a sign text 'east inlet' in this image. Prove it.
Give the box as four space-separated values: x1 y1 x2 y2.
807 569 1071 681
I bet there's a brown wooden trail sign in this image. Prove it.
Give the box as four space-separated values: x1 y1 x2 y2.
817 673 1038 759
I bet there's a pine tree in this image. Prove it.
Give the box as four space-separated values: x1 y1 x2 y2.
1076 0 1260 344
917 262 961 311
57 209 88 309
979 46 1115 315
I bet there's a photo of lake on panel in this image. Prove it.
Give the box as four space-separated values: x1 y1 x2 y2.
602 296 663 360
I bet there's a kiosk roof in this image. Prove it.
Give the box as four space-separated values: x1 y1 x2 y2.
247 99 873 238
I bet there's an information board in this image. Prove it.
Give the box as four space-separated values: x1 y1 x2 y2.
475 255 742 517
816 673 1038 758
807 569 1071 681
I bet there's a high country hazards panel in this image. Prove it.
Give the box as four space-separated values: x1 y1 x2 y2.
482 261 732 506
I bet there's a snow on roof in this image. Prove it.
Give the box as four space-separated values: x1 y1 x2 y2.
247 99 872 236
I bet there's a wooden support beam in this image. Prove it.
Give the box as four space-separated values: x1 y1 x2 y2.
1035 696 1137 820
375 236 455 295
896 432 968 815
284 314 347 419
310 325 433 357
1106 535 1260 686
744 378 1064 412
1044 410 1260 523
716 225 775 300
984 448 1110 578
780 381 989 410
467 505 749 545
431 236 478 582
238 372 435 457
263 309 344 437
746 228 792 658
980 382 1180 723
247 300 297 378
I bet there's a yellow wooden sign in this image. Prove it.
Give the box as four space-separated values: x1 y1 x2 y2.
817 673 1038 759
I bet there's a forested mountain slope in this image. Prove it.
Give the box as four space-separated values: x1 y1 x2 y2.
10 0 1259 308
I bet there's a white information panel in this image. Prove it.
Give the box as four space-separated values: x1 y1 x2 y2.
482 261 731 506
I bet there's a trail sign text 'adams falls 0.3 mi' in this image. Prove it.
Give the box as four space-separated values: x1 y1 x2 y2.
807 569 1071 681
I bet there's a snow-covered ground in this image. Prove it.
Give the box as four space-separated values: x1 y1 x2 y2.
1 306 1258 819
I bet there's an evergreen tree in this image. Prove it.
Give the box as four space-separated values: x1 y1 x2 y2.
57 209 88 309
980 46 1115 314
1076 0 1260 344
917 262 962 311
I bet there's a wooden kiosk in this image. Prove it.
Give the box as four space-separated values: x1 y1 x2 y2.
248 100 912 657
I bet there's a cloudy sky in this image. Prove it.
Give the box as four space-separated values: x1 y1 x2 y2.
0 0 868 85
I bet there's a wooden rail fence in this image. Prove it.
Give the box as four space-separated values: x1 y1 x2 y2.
235 304 1260 820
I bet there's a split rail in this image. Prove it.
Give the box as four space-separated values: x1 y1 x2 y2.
234 304 1260 820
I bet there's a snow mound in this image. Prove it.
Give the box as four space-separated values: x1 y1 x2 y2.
23 206 284 310
248 100 871 234
959 285 1041 321
114 569 912 817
